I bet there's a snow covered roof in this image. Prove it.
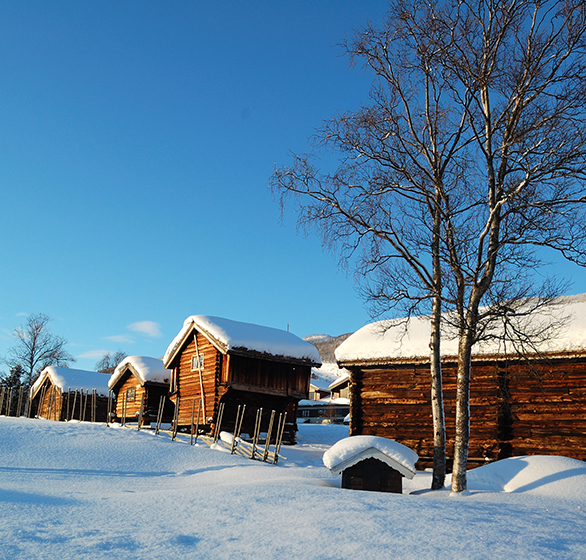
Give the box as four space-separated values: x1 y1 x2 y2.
336 293 586 365
298 397 350 407
108 356 171 390
31 367 111 398
329 372 350 391
323 436 418 479
163 315 322 368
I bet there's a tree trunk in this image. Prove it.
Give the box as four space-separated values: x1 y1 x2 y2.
430 198 446 490
430 292 446 489
451 322 476 492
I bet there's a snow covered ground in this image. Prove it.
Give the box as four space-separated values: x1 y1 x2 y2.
1 417 585 559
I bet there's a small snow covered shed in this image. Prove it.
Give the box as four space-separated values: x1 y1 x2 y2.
31 366 110 422
163 315 321 440
109 356 174 425
336 294 586 469
324 435 417 493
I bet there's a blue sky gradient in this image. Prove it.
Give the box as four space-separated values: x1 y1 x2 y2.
0 1 584 371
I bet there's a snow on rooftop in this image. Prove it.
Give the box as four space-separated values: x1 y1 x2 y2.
108 356 171 390
164 315 321 366
323 435 418 479
32 366 110 397
336 293 586 364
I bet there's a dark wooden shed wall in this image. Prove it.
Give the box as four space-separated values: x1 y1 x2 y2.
348 356 586 469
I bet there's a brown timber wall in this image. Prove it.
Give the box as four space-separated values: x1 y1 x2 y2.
507 357 586 460
174 331 223 425
36 381 108 422
229 356 310 398
114 375 147 420
350 356 586 469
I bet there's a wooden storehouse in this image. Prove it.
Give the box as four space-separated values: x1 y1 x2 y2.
336 294 586 469
163 315 321 441
30 366 110 422
323 435 417 493
109 356 174 425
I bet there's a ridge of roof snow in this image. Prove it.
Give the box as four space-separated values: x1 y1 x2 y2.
108 356 171 390
31 366 110 398
336 293 586 365
163 315 322 367
323 435 418 479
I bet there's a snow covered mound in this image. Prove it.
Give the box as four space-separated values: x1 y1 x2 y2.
467 455 586 500
323 435 418 479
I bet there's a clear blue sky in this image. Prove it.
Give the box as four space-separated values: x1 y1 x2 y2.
0 1 584 372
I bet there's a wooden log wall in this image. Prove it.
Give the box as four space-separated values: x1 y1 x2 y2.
350 356 586 469
114 375 147 419
35 382 109 422
229 356 310 398
507 357 586 461
174 331 223 426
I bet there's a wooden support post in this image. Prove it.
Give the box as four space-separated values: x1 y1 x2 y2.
193 334 206 423
7 388 13 417
80 390 88 422
57 388 63 420
137 393 145 431
121 392 127 427
190 398 196 445
230 405 242 455
193 399 201 445
262 410 276 463
70 390 78 420
91 389 97 423
106 390 113 426
24 389 32 418
172 396 180 440
155 396 165 435
16 388 23 417
66 388 71 421
272 412 287 464
213 402 225 443
251 408 263 460
46 387 53 420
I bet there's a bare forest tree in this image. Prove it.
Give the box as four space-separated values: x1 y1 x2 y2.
5 313 75 389
272 0 586 492
95 350 127 374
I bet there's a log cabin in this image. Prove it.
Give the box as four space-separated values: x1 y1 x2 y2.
30 366 110 422
108 356 174 425
335 294 586 470
163 315 321 441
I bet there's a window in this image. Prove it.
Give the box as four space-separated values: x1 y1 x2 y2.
126 387 136 402
191 353 204 371
302 410 310 418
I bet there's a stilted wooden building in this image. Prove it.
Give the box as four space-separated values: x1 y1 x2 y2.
163 315 321 441
109 356 174 425
30 366 110 422
336 294 586 469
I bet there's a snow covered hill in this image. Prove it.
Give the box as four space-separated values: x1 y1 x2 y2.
0 417 585 559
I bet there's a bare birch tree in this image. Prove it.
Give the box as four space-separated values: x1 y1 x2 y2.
272 2 475 489
95 350 127 374
5 313 76 389
432 0 586 492
272 0 586 492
